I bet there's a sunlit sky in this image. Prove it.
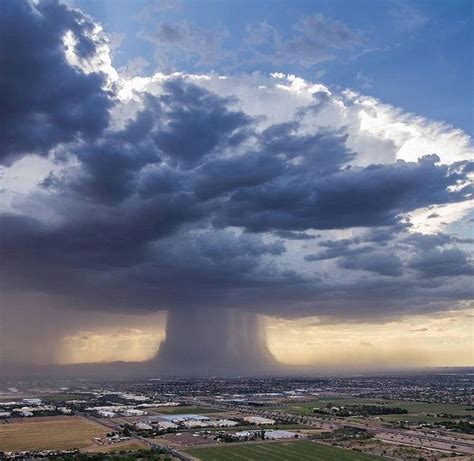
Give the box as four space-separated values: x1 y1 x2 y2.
56 309 473 367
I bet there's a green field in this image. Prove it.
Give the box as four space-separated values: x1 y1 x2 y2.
185 440 384 461
284 397 471 423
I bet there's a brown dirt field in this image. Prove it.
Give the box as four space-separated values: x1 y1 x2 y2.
8 415 74 424
85 440 148 453
0 416 108 452
157 432 211 448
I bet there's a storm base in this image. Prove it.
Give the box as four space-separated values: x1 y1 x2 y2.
155 308 278 375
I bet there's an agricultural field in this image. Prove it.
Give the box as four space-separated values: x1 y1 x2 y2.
85 440 148 453
285 397 472 423
0 416 108 452
185 440 385 460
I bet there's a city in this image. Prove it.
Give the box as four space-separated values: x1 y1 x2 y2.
0 371 472 460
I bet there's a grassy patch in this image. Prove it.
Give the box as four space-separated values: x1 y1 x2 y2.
185 440 385 461
286 397 471 422
0 416 108 452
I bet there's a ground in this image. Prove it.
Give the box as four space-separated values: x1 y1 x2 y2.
185 440 385 460
148 406 220 415
0 416 108 452
85 440 148 453
40 393 93 402
283 397 472 425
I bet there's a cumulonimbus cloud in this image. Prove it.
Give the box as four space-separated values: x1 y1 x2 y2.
0 0 473 368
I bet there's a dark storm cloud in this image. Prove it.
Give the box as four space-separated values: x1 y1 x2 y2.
274 231 317 240
304 238 403 276
304 239 373 261
48 94 165 205
1 73 472 317
0 0 112 164
304 226 474 279
0 0 473 337
154 80 253 167
260 123 354 173
218 154 470 232
0 211 295 313
194 151 285 200
338 251 404 277
408 248 474 278
44 81 253 204
138 166 185 198
403 232 454 250
359 223 411 244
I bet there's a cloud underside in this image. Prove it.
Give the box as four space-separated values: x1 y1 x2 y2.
0 0 473 328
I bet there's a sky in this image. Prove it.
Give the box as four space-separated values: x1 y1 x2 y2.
0 0 472 374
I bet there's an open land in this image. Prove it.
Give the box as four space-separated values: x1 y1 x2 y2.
185 440 385 460
0 416 108 452
0 371 472 460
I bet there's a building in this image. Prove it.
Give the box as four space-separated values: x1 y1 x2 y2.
22 398 42 405
135 422 153 430
122 409 147 416
235 430 253 438
243 416 275 425
97 410 116 418
215 419 238 427
161 414 210 423
183 419 210 429
157 421 178 430
265 430 298 440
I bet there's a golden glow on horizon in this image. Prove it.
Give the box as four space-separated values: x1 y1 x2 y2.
264 308 474 368
57 312 166 364
57 308 473 368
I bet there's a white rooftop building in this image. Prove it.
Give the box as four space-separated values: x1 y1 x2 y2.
120 393 149 402
162 414 210 423
22 398 42 405
98 410 116 418
135 422 153 430
157 421 178 430
265 430 298 440
122 409 147 416
215 419 238 427
243 416 275 425
234 430 256 439
183 419 209 429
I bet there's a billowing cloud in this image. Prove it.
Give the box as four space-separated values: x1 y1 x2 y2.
0 1 473 372
408 247 474 278
0 0 112 164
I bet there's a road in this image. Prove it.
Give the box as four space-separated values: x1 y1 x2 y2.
186 398 474 456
